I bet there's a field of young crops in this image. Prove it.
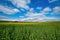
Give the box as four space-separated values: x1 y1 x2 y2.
0 22 60 40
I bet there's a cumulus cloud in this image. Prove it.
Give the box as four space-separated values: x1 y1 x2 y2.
0 19 18 21
0 16 8 21
18 7 60 22
26 11 45 17
0 5 19 14
42 7 51 14
0 0 30 14
53 6 60 14
0 16 18 21
0 15 60 22
0 6 60 22
26 7 51 17
43 7 51 12
26 8 45 17
19 16 60 22
10 0 30 10
0 16 8 19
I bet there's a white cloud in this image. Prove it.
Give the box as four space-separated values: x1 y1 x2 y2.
19 16 60 22
13 9 20 12
48 0 58 3
10 0 30 10
0 16 8 19
18 7 60 22
26 7 51 17
0 19 18 21
0 6 60 22
29 8 34 12
53 6 60 14
0 16 60 22
42 7 51 14
0 16 18 21
26 7 45 17
0 5 19 14
26 12 45 17
43 7 51 12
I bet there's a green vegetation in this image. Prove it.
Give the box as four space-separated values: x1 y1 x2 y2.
0 22 60 40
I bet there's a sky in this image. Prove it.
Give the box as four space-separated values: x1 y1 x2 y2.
0 0 60 22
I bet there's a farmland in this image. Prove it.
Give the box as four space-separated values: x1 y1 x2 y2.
0 22 60 40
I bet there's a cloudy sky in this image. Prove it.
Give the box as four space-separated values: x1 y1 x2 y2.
0 0 60 22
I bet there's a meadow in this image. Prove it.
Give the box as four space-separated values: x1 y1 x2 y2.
0 22 60 40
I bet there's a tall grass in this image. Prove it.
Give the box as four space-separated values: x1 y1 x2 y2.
0 22 60 40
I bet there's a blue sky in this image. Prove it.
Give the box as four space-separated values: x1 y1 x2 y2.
0 0 60 22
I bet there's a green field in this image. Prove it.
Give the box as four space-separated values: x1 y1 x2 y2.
0 22 60 40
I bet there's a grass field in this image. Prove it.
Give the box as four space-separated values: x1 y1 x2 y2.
0 22 60 40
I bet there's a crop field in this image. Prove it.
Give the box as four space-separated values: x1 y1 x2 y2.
0 22 60 40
